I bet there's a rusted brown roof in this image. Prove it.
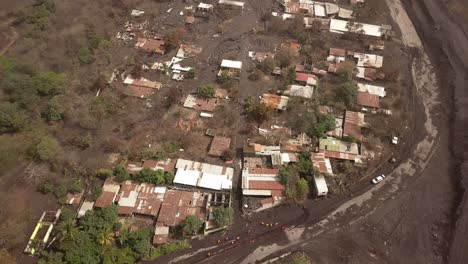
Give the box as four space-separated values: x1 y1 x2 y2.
94 191 117 208
357 92 380 108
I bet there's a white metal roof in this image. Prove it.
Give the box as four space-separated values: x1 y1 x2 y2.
221 59 242 69
198 173 232 190
284 85 314 98
218 0 245 8
78 201 94 218
174 169 200 186
314 174 328 195
357 83 386 97
118 191 138 207
198 2 214 9
242 189 272 196
176 159 234 178
329 19 382 37
314 4 326 17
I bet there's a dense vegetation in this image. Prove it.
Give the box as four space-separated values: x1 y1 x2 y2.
39 206 189 264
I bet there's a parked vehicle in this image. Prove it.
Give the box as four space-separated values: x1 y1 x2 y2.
371 174 386 184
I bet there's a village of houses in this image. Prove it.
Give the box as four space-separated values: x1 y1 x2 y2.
25 0 406 257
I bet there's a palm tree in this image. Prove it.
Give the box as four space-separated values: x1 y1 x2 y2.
56 219 79 242
97 230 114 247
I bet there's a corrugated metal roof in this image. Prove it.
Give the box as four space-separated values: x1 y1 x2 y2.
220 59 242 69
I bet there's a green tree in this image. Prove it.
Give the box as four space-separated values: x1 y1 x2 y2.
33 71 65 96
218 70 232 85
79 47 94 64
313 114 335 138
96 168 113 179
247 103 272 124
97 230 114 247
125 228 152 260
286 66 296 85
33 136 59 161
46 96 66 121
114 165 130 182
187 68 196 79
0 103 28 133
182 215 203 236
164 171 175 184
336 61 356 82
197 85 215 98
297 153 313 177
102 247 135 264
335 81 358 108
212 207 234 227
279 166 290 185
258 57 276 74
296 178 309 200
135 168 165 185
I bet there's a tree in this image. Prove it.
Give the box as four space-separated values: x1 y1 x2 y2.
33 71 65 96
258 57 276 74
79 47 94 64
33 136 59 162
312 114 335 138
46 96 66 121
336 61 356 82
218 70 232 85
296 178 309 200
286 66 296 85
247 103 272 124
125 228 152 260
114 165 130 182
0 103 28 133
96 168 113 179
186 68 196 79
335 81 358 108
164 171 175 184
182 215 203 236
135 168 165 185
275 50 293 68
102 247 135 264
97 230 114 247
279 166 290 185
212 207 234 227
297 153 313 177
197 86 215 98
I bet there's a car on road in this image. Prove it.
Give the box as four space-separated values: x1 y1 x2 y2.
371 174 386 184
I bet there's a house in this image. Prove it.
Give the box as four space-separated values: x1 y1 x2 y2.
343 110 366 140
134 184 166 217
319 137 360 161
78 201 94 218
282 0 300 14
218 59 242 78
354 53 383 68
327 48 347 64
135 37 166 54
356 66 383 81
195 2 214 17
185 15 195 24
357 83 386 97
154 190 208 244
284 85 314 99
295 72 317 86
329 19 383 37
116 181 139 215
124 76 162 89
218 0 245 10
243 142 281 156
94 178 121 208
357 91 380 109
338 8 354 20
208 136 231 157
241 167 285 210
176 44 203 58
313 174 328 196
248 51 275 62
173 159 234 191
260 94 289 111
279 40 301 56
181 94 218 112
65 192 83 206
311 152 333 175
